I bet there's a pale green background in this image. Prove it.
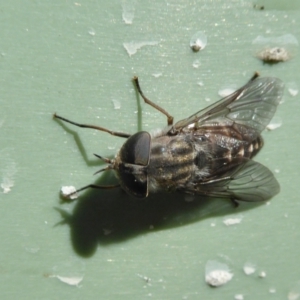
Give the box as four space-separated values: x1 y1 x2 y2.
0 0 300 299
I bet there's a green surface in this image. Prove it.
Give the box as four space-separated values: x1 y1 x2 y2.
1 0 300 299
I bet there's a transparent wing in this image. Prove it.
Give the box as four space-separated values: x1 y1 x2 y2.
174 77 284 133
193 160 280 202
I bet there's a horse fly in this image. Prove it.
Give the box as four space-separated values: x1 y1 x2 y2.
54 73 284 203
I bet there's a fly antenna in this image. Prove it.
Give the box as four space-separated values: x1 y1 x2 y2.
94 153 112 164
93 166 112 176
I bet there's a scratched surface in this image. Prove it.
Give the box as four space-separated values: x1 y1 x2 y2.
0 0 300 299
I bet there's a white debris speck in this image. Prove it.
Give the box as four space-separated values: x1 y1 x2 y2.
243 262 256 275
152 73 162 78
210 223 216 227
49 257 85 287
122 0 135 24
287 82 299 97
192 59 201 68
0 151 17 194
258 47 289 62
269 288 276 294
223 216 243 226
137 273 151 283
234 294 244 300
88 28 96 36
55 275 83 286
190 31 207 52
274 168 280 173
252 34 298 63
123 41 159 57
288 88 299 96
205 97 211 102
205 260 233 287
266 116 282 131
218 87 236 97
259 271 266 278
111 99 121 109
289 292 300 300
61 186 78 200
288 281 300 300
197 81 204 87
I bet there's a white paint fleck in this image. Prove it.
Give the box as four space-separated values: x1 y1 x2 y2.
54 275 83 286
205 260 233 287
0 150 17 194
192 59 201 68
234 294 244 300
266 116 282 131
197 81 204 87
288 88 299 97
88 28 96 36
288 281 300 300
190 31 207 52
269 288 276 294
111 99 121 109
152 73 162 78
243 262 256 275
259 271 266 278
137 273 151 283
61 186 78 200
223 216 243 226
50 257 85 287
288 292 300 300
218 87 236 97
122 0 136 24
123 41 159 57
287 82 299 97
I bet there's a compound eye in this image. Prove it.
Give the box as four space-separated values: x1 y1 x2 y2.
120 131 151 166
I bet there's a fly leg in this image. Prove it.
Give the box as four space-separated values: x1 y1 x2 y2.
249 71 260 82
53 113 131 138
133 76 174 126
62 183 120 201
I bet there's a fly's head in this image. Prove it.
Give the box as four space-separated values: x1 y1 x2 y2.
111 131 151 198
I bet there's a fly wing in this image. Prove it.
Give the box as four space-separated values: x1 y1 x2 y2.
174 77 284 134
190 160 280 202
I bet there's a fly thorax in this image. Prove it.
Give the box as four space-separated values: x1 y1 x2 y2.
148 135 195 191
